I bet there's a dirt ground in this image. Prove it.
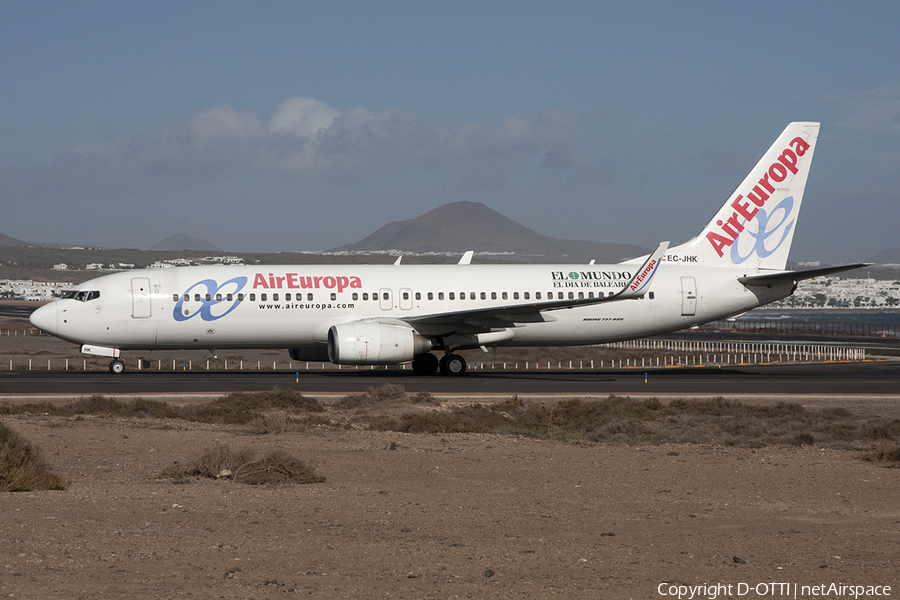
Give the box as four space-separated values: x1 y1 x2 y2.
2 408 899 600
3 309 899 598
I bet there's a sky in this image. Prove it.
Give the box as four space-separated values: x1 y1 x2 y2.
1 1 898 263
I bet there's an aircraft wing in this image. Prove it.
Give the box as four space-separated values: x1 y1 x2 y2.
403 242 669 335
738 263 870 286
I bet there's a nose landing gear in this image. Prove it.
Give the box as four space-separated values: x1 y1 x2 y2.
109 359 126 374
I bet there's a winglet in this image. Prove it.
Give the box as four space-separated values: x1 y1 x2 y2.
457 251 474 265
612 241 669 299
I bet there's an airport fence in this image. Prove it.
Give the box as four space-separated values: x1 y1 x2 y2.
3 337 871 372
698 318 899 337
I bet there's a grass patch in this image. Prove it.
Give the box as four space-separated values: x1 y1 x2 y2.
859 442 900 466
0 389 324 426
159 445 325 485
375 395 900 452
335 384 436 409
1 421 68 492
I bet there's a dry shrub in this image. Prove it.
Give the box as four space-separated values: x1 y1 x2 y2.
160 445 324 485
236 450 325 485
371 395 900 452
394 404 521 435
336 384 411 409
0 421 67 492
860 442 900 466
190 446 256 478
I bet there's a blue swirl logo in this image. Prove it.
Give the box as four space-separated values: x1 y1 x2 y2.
173 276 248 322
730 197 795 265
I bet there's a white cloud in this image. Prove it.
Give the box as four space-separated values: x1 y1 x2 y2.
4 97 589 205
268 97 341 138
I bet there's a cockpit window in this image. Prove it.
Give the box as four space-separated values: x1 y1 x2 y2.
63 290 100 302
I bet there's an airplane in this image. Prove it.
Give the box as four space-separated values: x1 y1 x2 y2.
30 122 866 376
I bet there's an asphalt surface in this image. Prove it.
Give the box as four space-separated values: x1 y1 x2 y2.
2 360 899 396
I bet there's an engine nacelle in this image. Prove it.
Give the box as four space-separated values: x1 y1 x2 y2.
327 321 432 365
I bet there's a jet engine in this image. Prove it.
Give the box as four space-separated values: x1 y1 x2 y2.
327 321 432 365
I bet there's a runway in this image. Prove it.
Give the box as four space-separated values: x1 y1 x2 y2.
2 360 899 396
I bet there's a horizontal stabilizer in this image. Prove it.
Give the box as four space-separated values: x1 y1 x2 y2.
738 263 870 286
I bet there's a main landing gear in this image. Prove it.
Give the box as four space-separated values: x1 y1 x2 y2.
439 353 467 376
109 358 126 374
411 353 439 375
411 352 467 376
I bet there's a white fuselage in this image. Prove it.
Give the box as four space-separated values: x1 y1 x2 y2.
30 261 788 354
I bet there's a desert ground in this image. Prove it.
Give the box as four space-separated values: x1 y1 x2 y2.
2 310 899 599
3 409 899 600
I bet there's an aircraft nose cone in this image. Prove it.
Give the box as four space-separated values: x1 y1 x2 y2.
29 302 58 334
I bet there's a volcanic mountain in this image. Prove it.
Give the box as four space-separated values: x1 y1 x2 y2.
331 202 647 263
148 234 222 252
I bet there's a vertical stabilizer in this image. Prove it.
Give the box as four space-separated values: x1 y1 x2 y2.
670 122 820 270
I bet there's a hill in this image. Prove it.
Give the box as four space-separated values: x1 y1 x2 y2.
148 234 222 252
0 232 28 247
331 202 647 263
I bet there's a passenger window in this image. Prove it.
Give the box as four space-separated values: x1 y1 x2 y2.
502 292 508 300
568 292 574 299
415 292 421 300
536 292 541 300
195 294 201 302
578 292 584 299
261 293 267 301
205 294 212 301
330 293 336 301
307 293 313 301
460 292 466 300
373 293 379 301
449 292 455 300
216 293 223 302
173 294 179 302
649 291 655 299
238 294 244 301
402 291 409 300
524 292 530 300
249 293 256 301
491 292 497 300
480 292 486 300
513 292 519 300
438 292 444 300
285 293 291 301
588 292 594 299
352 293 359 301
184 294 190 302
226 293 233 301
272 293 279 301
427 292 433 300
363 293 369 300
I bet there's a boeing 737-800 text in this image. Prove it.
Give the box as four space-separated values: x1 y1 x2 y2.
30 122 864 375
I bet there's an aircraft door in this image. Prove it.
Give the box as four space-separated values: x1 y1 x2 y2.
131 277 152 318
399 288 413 310
379 288 393 311
681 276 697 316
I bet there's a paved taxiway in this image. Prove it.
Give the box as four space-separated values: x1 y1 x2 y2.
2 360 898 396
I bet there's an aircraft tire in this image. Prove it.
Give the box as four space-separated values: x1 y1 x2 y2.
109 359 126 374
439 353 467 376
412 353 439 375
